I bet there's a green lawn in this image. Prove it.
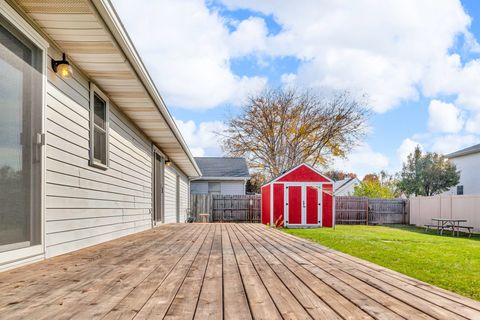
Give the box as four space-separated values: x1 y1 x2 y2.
282 225 480 301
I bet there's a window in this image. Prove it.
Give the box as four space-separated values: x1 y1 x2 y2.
208 182 221 195
457 185 464 195
89 85 109 169
0 11 44 253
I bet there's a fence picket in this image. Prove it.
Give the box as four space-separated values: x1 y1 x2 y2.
190 194 407 225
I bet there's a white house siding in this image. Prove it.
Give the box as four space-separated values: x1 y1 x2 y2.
44 47 153 257
221 181 245 195
447 153 480 195
179 176 189 222
190 181 208 194
190 180 246 195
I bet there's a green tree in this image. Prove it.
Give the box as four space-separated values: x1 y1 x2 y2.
353 180 396 198
398 146 460 196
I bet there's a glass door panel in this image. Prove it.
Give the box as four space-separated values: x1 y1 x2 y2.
0 16 42 253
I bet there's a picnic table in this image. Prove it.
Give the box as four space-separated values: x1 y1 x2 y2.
425 218 473 237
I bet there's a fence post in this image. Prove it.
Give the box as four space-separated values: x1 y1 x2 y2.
365 197 369 225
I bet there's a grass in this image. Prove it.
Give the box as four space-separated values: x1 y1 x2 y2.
282 224 480 301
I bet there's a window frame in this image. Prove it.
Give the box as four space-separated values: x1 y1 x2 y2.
208 182 221 195
0 1 49 267
89 83 110 170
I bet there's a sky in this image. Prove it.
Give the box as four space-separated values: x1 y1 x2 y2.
112 0 480 178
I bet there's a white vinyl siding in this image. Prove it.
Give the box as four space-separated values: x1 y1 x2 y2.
190 181 208 194
179 176 189 222
44 47 152 257
164 165 188 223
447 153 480 195
164 165 177 223
190 180 246 195
220 181 245 195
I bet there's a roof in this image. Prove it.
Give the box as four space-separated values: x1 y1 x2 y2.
446 144 480 159
13 0 201 177
334 178 360 193
194 157 250 179
262 163 334 186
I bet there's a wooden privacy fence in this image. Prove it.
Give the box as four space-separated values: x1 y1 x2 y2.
191 194 407 224
190 194 261 223
335 196 408 225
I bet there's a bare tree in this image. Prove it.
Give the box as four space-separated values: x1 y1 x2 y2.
221 88 369 179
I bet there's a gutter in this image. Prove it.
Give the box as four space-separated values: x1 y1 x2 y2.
90 0 201 177
190 176 250 181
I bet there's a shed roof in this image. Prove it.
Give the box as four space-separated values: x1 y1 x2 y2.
263 163 333 186
194 157 250 178
445 144 480 159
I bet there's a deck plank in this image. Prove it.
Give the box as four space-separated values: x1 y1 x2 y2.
254 224 480 320
163 225 216 320
220 224 252 320
226 225 283 320
0 223 479 320
233 224 343 319
194 224 224 320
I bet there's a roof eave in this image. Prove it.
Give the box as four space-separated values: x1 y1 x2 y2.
91 0 201 177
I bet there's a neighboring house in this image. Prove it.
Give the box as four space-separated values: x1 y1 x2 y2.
0 0 202 271
445 144 480 195
191 157 250 195
334 178 361 196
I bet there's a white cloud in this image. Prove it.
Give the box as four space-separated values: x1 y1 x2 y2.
428 100 463 133
112 0 267 110
397 138 422 164
174 119 227 156
220 0 475 113
466 113 480 134
430 134 479 154
332 143 389 178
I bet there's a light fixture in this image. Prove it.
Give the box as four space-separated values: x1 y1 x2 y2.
165 159 171 166
52 53 73 79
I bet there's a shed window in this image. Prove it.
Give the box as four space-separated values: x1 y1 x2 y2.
89 86 109 169
208 182 221 195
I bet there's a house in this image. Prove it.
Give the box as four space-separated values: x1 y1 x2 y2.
261 163 334 228
445 144 480 195
334 177 361 196
0 0 202 271
190 157 250 195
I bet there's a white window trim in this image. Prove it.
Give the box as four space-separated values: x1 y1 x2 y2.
89 83 110 170
0 1 49 266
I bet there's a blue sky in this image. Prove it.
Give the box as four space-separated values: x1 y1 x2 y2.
113 0 480 178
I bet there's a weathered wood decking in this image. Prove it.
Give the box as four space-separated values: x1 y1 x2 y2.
0 224 479 319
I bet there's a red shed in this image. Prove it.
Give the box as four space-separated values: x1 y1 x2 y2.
261 163 335 228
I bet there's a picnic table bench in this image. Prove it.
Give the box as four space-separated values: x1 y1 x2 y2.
425 218 473 237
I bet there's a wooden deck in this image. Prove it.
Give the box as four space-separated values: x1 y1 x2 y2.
1 224 479 320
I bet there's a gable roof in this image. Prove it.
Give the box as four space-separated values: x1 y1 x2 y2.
194 157 250 179
263 163 333 185
446 144 480 159
334 178 360 193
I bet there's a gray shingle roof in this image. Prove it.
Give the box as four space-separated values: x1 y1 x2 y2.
195 157 250 178
445 144 480 158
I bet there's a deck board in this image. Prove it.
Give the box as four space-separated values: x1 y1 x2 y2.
0 223 479 320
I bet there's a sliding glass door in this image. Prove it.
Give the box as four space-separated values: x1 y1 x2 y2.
0 14 42 253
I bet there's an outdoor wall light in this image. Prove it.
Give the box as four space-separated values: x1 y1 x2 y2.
52 53 73 79
165 159 172 166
